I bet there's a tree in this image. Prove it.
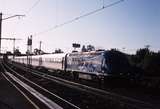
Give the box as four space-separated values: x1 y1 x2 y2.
129 47 160 77
136 48 150 60
53 49 64 54
33 48 45 55
81 45 87 52
143 52 160 76
86 45 95 51
14 48 21 56
6 51 12 55
34 48 39 55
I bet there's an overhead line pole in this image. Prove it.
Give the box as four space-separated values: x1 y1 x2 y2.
39 41 42 54
0 13 2 55
1 38 22 58
0 12 25 55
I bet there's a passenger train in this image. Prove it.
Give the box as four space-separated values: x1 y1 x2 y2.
10 50 130 81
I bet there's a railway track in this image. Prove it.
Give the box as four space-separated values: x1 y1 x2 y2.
5 61 156 109
1 63 80 109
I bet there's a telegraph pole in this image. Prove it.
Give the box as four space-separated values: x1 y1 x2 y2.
39 41 42 54
27 35 32 65
0 12 25 54
0 13 2 55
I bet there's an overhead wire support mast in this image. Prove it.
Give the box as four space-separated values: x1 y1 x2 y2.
1 38 22 58
0 13 25 55
35 0 124 36
2 14 25 20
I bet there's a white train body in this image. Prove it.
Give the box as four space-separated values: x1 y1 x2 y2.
12 53 66 70
10 51 115 80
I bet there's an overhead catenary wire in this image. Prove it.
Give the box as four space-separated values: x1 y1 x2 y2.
26 0 41 14
2 0 41 19
0 0 41 38
34 0 125 36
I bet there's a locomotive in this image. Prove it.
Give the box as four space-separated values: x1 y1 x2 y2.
10 50 130 81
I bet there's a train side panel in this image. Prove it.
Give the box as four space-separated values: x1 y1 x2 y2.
40 54 66 70
65 51 109 79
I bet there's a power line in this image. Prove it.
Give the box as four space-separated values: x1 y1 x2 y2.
34 0 125 36
0 13 25 54
26 0 41 14
1 0 41 17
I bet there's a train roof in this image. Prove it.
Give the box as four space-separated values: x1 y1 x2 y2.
13 53 67 59
13 51 107 59
39 53 66 58
69 50 107 56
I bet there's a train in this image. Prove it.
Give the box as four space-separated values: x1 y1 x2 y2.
9 50 131 81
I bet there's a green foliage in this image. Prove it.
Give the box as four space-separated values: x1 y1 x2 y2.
129 48 160 76
14 48 21 56
132 48 150 67
143 52 160 76
53 48 64 54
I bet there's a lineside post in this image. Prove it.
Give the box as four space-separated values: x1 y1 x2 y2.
0 13 2 55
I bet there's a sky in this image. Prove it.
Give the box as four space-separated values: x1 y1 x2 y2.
0 0 159 54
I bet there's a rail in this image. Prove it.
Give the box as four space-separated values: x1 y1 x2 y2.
2 62 80 109
7 61 155 109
